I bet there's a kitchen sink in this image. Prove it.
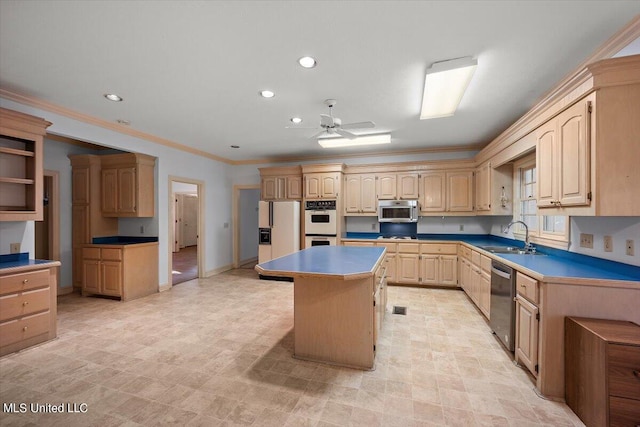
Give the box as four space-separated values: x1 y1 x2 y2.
480 246 543 255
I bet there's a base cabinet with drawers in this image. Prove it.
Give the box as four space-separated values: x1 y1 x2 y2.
0 263 59 356
82 242 159 301
565 317 640 427
515 272 540 377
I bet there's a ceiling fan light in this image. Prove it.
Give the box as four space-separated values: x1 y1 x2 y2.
290 117 303 124
318 133 391 148
298 56 317 68
259 90 275 98
420 56 477 120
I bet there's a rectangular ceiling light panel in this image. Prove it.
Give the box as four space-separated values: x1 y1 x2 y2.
318 133 391 148
420 56 477 120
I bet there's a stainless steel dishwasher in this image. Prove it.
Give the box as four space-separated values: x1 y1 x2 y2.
490 260 516 352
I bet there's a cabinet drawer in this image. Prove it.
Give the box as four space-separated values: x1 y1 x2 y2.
516 272 538 304
420 243 457 255
609 396 640 427
0 288 50 322
100 248 122 261
82 247 101 259
480 255 491 274
608 344 640 400
0 311 50 347
0 269 49 295
471 251 481 266
397 243 420 253
376 242 397 253
460 246 471 259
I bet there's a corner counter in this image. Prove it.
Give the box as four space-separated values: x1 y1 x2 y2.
256 246 387 370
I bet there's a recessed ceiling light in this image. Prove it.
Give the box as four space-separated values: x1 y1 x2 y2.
298 56 317 68
104 93 123 102
318 133 391 148
290 117 303 124
116 119 130 125
230 145 240 148
259 90 275 98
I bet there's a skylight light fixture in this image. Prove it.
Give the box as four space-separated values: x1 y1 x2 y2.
290 117 303 124
420 56 477 120
260 90 275 98
318 133 391 148
298 56 317 68
104 93 123 102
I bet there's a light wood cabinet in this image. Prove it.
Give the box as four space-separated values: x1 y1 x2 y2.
565 317 640 427
100 153 156 217
397 173 419 199
376 173 397 200
419 170 474 214
260 170 302 201
344 173 376 215
536 97 591 209
305 173 340 199
447 170 474 212
82 242 158 301
397 253 420 284
419 172 446 213
515 272 539 377
475 162 513 215
0 264 58 356
459 247 490 318
0 108 51 221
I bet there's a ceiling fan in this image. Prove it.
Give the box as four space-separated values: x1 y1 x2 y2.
288 99 375 140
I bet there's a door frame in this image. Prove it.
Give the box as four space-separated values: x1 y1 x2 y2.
167 176 204 289
232 184 260 268
43 170 62 293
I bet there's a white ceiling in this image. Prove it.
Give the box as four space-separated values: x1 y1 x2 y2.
1 1 639 162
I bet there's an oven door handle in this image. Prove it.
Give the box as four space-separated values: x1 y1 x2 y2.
269 202 273 227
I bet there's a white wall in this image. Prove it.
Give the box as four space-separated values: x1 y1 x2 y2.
1 98 233 287
570 217 640 266
238 189 260 262
0 221 34 256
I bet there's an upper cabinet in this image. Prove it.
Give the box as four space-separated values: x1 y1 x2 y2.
419 170 474 214
100 153 156 217
446 170 474 212
0 108 51 221
418 172 446 213
536 97 591 209
475 162 513 215
305 173 340 199
344 174 377 215
259 166 302 201
377 173 419 200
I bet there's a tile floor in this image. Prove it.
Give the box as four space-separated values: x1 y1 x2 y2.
0 268 585 426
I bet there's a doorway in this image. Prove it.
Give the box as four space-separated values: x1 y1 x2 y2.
35 170 61 291
169 178 204 286
232 185 261 268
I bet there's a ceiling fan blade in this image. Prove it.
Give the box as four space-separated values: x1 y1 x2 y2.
340 121 375 130
309 130 327 139
320 114 334 127
285 126 319 129
335 129 358 139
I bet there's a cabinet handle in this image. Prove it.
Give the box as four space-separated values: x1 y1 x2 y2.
633 370 640 379
22 279 28 284
23 326 28 332
23 301 29 306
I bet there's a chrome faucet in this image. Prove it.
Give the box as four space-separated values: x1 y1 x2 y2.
504 220 536 253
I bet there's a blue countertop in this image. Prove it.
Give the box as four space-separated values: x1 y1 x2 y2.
257 246 385 278
344 233 640 283
0 253 60 271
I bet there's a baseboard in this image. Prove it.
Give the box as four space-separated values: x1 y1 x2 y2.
206 264 233 277
159 283 171 292
57 286 74 296
239 256 257 266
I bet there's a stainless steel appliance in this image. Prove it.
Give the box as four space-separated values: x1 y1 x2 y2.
490 260 516 352
378 200 418 223
258 201 300 264
304 200 337 235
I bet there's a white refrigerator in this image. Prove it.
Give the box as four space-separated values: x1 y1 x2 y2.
258 201 300 264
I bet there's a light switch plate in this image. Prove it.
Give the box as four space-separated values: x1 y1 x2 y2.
580 233 593 249
627 240 635 256
603 236 613 252
10 243 20 253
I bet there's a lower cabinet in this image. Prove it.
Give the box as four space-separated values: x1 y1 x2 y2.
459 248 491 320
514 272 539 377
0 264 59 356
82 243 159 301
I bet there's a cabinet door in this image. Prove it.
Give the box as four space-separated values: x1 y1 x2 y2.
397 253 420 284
72 205 90 245
360 174 377 213
261 177 277 200
536 121 557 208
377 174 397 200
475 163 491 211
101 169 118 214
470 267 481 305
72 167 90 205
385 253 397 283
439 255 458 287
118 167 137 213
557 100 590 207
419 172 446 212
286 176 302 199
515 295 539 377
479 273 491 318
447 171 474 212
305 174 321 199
397 173 419 200
82 259 101 294
321 174 338 198
420 255 438 285
344 175 361 213
101 261 122 297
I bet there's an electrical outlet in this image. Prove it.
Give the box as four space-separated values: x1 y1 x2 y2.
580 233 593 249
10 243 21 254
371 223 376 230
627 239 635 256
140 225 145 234
459 224 464 231
603 236 613 252
223 222 229 229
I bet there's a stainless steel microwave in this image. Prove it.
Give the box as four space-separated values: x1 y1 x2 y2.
378 200 418 223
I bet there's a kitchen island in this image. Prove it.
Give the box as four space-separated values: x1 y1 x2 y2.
255 246 387 370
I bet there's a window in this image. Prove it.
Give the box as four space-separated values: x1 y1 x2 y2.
513 154 569 249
